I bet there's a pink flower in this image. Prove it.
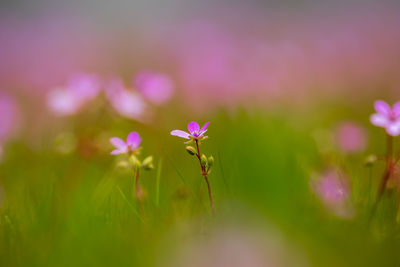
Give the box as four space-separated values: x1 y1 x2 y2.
171 121 210 140
110 132 141 155
311 168 353 218
47 72 100 116
105 78 148 121
335 121 367 153
370 100 400 136
134 70 174 105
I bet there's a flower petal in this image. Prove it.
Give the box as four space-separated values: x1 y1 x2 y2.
370 114 388 127
170 130 190 139
387 121 400 136
110 137 127 149
187 121 200 134
127 132 141 149
393 101 400 117
374 100 391 116
200 121 210 134
111 149 124 155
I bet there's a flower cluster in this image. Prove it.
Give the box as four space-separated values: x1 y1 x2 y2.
47 71 174 120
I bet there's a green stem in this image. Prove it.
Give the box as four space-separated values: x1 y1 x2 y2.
195 139 215 216
155 159 162 207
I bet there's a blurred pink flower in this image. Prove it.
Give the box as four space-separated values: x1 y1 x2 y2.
168 227 308 267
105 78 148 121
134 70 174 105
311 168 353 218
370 100 400 136
335 121 367 153
110 132 141 155
46 72 100 116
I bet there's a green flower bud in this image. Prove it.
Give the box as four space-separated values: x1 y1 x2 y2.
365 154 377 167
207 156 214 168
129 155 141 169
116 160 130 169
142 156 154 170
186 146 197 156
201 154 207 166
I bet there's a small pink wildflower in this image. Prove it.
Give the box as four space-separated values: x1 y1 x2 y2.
110 132 141 155
170 121 210 140
370 100 400 136
134 70 174 105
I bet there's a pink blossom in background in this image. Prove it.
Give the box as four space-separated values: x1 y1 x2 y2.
168 227 308 267
110 132 141 155
0 93 19 143
157 5 400 113
335 121 367 153
134 70 174 105
105 78 148 121
311 168 353 218
46 73 101 116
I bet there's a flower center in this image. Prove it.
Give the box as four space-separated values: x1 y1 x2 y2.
389 111 397 121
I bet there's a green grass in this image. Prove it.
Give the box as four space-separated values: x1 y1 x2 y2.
1 107 400 267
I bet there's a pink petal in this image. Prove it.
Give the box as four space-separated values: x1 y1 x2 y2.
127 132 141 149
187 121 200 134
200 121 210 133
393 101 400 117
110 137 127 150
374 100 391 116
111 149 124 155
386 122 400 136
170 130 190 139
370 114 388 127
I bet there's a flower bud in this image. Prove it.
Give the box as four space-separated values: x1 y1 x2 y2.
207 156 214 168
116 160 130 169
129 155 141 169
142 156 154 170
186 146 197 156
364 154 377 167
201 154 207 166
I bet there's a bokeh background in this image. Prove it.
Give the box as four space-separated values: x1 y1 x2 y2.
1 0 400 266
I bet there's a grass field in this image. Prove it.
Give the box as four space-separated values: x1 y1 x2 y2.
1 102 400 267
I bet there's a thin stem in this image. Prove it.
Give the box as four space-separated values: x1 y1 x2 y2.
135 168 145 219
367 165 373 207
204 175 215 216
370 134 394 221
116 186 144 223
155 159 162 207
195 139 215 216
387 134 393 159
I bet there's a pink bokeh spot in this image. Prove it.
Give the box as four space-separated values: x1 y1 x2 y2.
311 168 353 218
335 121 367 153
105 77 148 121
46 72 100 116
134 70 174 105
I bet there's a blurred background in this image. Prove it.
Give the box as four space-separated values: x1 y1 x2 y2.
1 0 400 266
